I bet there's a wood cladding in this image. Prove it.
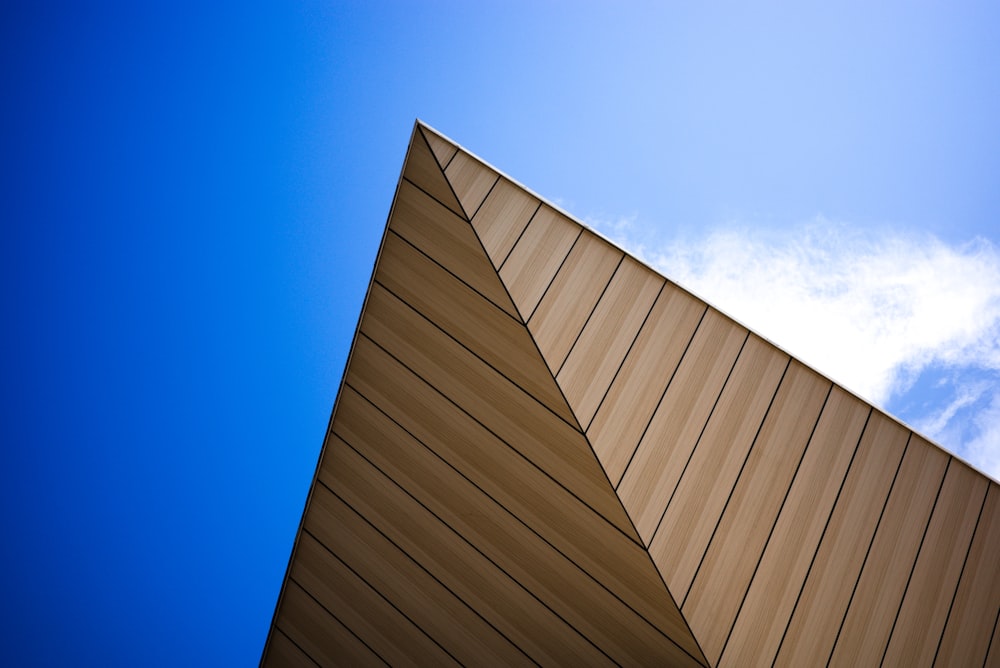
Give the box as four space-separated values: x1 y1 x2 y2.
263 122 999 667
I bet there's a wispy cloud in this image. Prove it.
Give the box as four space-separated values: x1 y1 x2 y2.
588 215 1000 479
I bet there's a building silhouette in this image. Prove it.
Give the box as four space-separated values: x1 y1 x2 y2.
261 121 1000 666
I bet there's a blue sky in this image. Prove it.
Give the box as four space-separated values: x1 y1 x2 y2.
2 2 998 665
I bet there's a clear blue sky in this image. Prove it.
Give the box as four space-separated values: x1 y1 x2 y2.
2 2 998 665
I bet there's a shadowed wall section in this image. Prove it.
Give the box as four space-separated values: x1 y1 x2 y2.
262 122 1000 667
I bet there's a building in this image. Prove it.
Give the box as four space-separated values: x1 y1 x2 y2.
261 121 1000 666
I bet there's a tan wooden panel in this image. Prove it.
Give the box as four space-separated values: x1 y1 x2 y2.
935 483 1000 666
499 205 580 318
719 387 869 667
588 284 708 486
649 334 788 598
375 231 576 425
444 150 498 218
618 309 747 543
683 361 831 663
262 628 319 668
329 394 704 667
772 412 909 667
419 124 457 168
277 580 387 668
320 437 615 667
304 478 531 667
557 256 664 427
470 177 540 268
338 356 697 656
403 126 464 218
882 456 988 666
389 178 517 318
528 231 623 371
291 532 459 667
360 284 641 540
827 438 949 666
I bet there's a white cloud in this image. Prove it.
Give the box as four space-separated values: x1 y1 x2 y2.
589 215 1000 480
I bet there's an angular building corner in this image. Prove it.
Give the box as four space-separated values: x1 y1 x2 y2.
261 121 1000 667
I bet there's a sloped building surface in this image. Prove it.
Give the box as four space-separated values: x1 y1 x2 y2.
262 122 1000 667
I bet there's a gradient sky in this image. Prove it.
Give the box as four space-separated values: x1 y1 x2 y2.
3 2 999 665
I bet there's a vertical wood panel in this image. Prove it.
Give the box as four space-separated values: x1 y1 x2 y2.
828 439 949 666
773 412 909 667
330 391 702 667
404 127 464 218
376 232 575 424
499 205 579 318
557 256 664 427
719 387 869 667
881 457 988 666
470 178 540 268
360 284 638 539
444 150 498 218
278 580 387 668
588 284 707 486
529 231 623 371
292 532 459 667
649 334 789 599
322 438 614 666
337 359 697 656
683 362 831 663
419 125 457 168
390 179 517 317
935 484 1000 666
617 309 746 543
304 482 532 667
263 628 319 668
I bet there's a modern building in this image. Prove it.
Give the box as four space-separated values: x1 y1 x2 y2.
261 121 1000 666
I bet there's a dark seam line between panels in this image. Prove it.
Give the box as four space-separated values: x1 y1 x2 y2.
526 228 584 324
356 331 645 550
373 277 581 433
930 479 991 667
302 514 537 668
271 625 322 668
870 456 950 668
297 527 465 667
681 356 793 608
981 589 1000 668
468 175 502 222
613 300 708 488
770 406 874 668
821 433 911 668
646 331 750 549
401 175 469 223
385 229 521 325
322 442 622 668
417 127 461 200
284 578 391 667
426 126 460 172
497 202 543 273
340 386 708 668
554 254 625 377
587 279 668 438
584 280 667 435
716 382 833 664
